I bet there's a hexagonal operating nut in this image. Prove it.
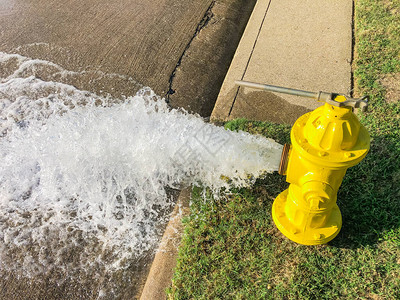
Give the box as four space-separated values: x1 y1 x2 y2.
320 93 369 112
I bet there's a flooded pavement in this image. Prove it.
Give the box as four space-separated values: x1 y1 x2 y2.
0 0 256 298
0 0 212 97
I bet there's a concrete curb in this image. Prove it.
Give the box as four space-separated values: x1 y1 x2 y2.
211 0 271 122
139 188 191 300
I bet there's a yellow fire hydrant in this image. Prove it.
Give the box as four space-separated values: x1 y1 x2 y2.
235 81 370 245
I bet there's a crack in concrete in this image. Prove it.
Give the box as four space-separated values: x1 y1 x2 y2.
165 0 216 103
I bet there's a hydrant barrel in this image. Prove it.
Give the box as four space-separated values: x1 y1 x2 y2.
272 102 370 245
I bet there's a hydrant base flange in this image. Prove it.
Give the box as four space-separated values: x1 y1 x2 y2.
272 189 342 245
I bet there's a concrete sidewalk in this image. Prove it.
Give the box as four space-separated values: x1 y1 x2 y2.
211 0 353 124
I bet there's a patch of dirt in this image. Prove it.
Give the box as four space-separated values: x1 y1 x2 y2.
382 0 400 15
380 73 400 103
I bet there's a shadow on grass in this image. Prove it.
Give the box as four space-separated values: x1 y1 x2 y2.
332 133 400 249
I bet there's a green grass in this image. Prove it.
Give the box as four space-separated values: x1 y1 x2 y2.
168 1 400 299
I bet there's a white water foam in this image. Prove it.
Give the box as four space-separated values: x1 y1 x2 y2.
0 52 282 277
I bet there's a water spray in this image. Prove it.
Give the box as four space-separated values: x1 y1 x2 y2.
236 80 370 245
0 51 285 277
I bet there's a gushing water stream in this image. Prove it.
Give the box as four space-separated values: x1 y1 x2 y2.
0 52 282 279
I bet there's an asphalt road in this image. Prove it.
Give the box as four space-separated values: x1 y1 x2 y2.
1 0 211 94
0 0 255 116
0 0 255 299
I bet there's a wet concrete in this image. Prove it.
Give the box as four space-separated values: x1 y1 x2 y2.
0 0 255 299
0 0 214 98
167 0 257 117
0 255 152 300
229 89 311 125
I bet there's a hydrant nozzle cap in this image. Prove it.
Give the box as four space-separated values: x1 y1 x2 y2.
279 144 291 175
